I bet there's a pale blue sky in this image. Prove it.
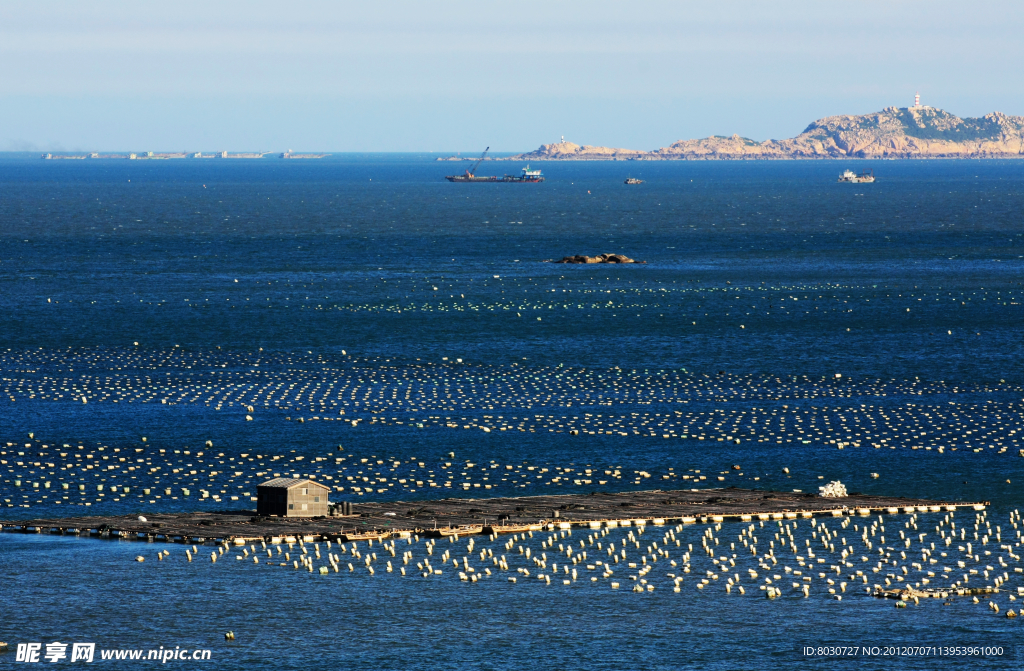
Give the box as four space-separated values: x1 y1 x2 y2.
1 1 1021 152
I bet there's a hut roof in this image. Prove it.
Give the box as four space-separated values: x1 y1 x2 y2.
258 478 329 490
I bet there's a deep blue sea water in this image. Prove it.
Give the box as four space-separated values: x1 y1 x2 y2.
1 155 1022 669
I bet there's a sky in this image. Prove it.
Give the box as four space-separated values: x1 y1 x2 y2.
1 1 1022 152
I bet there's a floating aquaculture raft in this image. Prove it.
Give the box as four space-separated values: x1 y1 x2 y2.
0 488 983 544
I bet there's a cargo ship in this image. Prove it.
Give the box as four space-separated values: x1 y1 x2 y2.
445 147 545 182
446 165 544 183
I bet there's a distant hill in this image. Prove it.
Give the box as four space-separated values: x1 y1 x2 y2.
445 107 1024 161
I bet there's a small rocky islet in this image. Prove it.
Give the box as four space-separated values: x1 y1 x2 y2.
547 254 642 264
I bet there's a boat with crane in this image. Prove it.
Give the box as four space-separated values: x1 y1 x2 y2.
445 147 545 183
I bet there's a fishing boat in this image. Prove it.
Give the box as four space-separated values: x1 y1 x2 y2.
423 525 484 538
838 169 875 183
482 523 545 535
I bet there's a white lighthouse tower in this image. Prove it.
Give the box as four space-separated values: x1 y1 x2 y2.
913 92 921 108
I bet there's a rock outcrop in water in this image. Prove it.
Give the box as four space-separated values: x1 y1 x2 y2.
549 254 641 264
447 106 1024 161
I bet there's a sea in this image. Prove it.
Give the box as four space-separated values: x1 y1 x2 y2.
0 154 1022 669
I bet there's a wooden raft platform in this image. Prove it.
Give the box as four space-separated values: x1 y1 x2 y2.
0 488 986 544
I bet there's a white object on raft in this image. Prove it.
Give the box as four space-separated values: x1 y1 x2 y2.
818 480 848 498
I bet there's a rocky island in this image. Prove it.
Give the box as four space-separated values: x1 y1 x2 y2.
440 105 1024 161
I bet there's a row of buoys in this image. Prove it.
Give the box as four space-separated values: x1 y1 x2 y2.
129 509 1022 615
1 345 1019 440
5 416 1012 511
4 342 1021 507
